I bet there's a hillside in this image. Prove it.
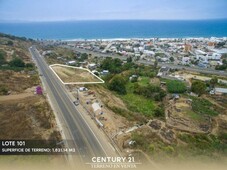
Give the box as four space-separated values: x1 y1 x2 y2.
0 33 61 141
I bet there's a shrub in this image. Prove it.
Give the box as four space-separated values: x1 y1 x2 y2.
167 80 187 93
133 83 166 101
25 63 34 68
191 96 219 116
154 106 165 117
9 57 25 67
0 85 8 95
108 75 127 95
191 80 206 96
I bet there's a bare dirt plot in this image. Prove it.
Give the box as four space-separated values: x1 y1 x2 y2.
174 71 227 84
0 92 34 102
51 65 103 84
0 70 39 94
0 94 60 140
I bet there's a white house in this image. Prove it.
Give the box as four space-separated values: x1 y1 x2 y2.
210 88 227 95
206 53 221 60
67 60 76 65
88 63 96 70
139 47 144 52
195 49 207 55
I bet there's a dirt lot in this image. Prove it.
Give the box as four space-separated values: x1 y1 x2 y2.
172 71 227 85
0 70 39 94
0 92 60 140
51 65 102 83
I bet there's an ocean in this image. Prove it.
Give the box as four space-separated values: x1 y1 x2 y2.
0 20 227 40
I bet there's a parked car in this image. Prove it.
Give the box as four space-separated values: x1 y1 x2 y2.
73 100 79 106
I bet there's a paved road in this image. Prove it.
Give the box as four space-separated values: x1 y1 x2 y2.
29 46 113 163
64 46 227 77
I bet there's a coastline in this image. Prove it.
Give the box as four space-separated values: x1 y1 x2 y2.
0 19 227 40
63 37 227 42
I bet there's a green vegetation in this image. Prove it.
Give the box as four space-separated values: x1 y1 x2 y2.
0 33 33 42
9 57 25 67
153 106 165 117
190 96 219 116
131 132 176 159
133 83 166 101
185 110 204 121
77 53 88 62
138 76 150 86
0 50 7 65
100 57 137 74
131 131 226 160
191 80 206 96
107 105 134 120
131 132 151 151
178 133 227 156
108 75 127 95
0 84 8 95
135 66 156 78
112 74 165 117
100 58 123 73
169 56 175 62
0 51 27 71
121 93 155 117
166 80 187 93
106 105 146 123
210 76 218 88
0 51 34 71
215 65 227 70
100 57 164 118
215 58 227 70
155 53 165 57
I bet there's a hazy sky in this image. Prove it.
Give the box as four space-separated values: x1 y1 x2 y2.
0 0 227 22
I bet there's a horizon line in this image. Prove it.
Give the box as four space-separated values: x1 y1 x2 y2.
1 18 227 23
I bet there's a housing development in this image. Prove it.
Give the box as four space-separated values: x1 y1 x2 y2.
42 37 227 158
0 34 227 169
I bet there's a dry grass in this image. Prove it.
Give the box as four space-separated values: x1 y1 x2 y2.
0 70 39 94
51 65 102 83
0 95 61 140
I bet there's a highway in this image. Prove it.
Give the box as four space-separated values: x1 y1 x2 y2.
64 46 227 77
29 46 116 163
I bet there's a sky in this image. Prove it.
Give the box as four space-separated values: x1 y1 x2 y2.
0 0 227 22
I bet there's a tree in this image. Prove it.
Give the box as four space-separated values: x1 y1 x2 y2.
133 83 166 101
215 64 227 70
78 53 88 61
108 75 127 95
9 57 25 67
25 63 34 68
210 76 218 88
169 56 175 62
100 58 123 73
191 81 206 96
